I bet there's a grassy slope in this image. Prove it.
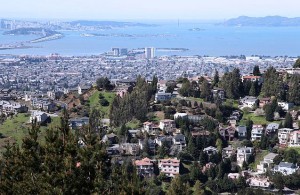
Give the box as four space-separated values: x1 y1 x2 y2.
250 150 269 170
0 114 61 148
89 90 116 117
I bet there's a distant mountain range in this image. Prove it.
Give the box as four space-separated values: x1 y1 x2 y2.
220 16 300 27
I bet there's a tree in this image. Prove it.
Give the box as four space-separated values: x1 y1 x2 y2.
96 77 112 90
293 58 300 68
193 180 205 195
265 104 274 122
252 65 261 76
221 68 243 99
99 98 109 106
249 82 256 97
213 70 219 87
284 149 299 164
158 141 169 158
284 112 293 129
167 176 188 195
261 67 282 97
200 79 211 100
288 75 300 105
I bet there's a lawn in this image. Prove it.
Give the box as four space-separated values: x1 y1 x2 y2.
0 114 61 151
240 112 268 125
89 90 116 117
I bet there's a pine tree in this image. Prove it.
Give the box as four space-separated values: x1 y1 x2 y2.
293 58 300 68
284 112 293 129
253 65 261 76
249 82 256 96
288 75 300 105
213 70 219 87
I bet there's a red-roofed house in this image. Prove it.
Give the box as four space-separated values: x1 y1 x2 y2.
158 158 180 177
134 158 155 177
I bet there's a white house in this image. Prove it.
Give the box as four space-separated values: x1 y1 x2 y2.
278 102 294 111
251 125 264 141
203 146 218 156
158 158 180 177
289 130 300 147
159 119 175 132
273 162 298 175
222 145 235 158
239 96 258 109
174 112 188 120
236 147 254 167
247 177 272 188
278 128 294 146
29 111 48 124
257 153 278 173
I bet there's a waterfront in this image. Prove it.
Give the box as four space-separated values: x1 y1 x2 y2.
0 21 300 56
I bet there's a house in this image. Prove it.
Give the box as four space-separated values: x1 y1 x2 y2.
158 158 180 177
247 176 272 188
78 85 90 95
121 143 140 155
273 162 298 175
211 87 225 100
289 130 300 147
138 139 156 152
219 126 236 141
155 90 174 103
155 136 173 147
236 147 254 167
239 96 258 109
242 75 263 85
29 111 48 124
203 146 218 156
128 129 141 138
134 158 155 177
236 126 247 138
159 119 175 133
106 144 120 155
278 102 294 111
257 153 278 173
278 128 294 146
174 112 188 120
228 173 240 180
143 121 154 134
191 130 210 137
259 97 271 108
102 133 117 145
266 123 279 134
69 117 89 129
251 125 264 141
172 133 186 148
187 115 204 123
222 145 235 158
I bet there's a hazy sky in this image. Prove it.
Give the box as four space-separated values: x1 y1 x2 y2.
1 0 300 20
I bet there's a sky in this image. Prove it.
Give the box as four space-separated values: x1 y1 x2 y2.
1 0 300 21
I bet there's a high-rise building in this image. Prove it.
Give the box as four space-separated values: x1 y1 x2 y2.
145 47 155 59
111 48 128 56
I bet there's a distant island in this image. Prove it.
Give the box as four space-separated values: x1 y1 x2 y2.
3 27 62 36
70 20 156 28
220 16 300 27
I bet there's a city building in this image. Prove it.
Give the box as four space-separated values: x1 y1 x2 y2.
145 47 155 59
159 119 176 132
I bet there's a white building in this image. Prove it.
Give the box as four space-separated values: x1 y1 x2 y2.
145 47 155 59
251 125 264 141
174 112 188 120
247 177 272 188
159 119 175 132
273 162 298 175
278 128 294 146
257 153 278 173
158 158 180 177
236 147 254 167
29 111 48 123
289 130 300 147
278 102 294 111
203 146 218 156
